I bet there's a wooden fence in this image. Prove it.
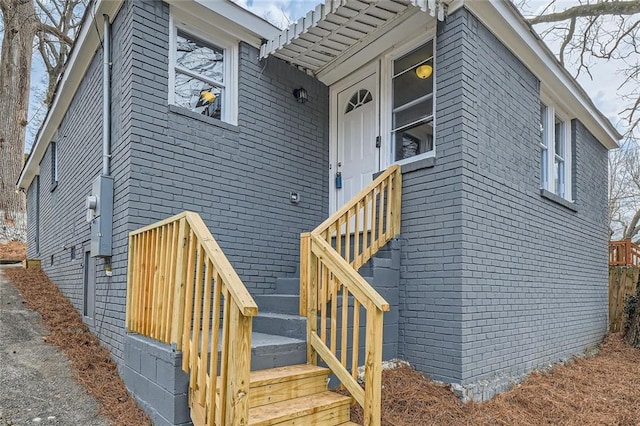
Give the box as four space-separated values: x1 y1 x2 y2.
126 212 257 425
609 266 639 332
609 240 640 267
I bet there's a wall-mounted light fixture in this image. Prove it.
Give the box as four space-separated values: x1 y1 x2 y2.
293 88 308 104
415 64 433 80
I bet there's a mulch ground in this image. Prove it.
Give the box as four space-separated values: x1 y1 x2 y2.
347 334 640 425
5 268 150 426
7 267 640 425
0 241 26 261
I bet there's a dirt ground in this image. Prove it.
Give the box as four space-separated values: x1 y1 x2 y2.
0 241 26 261
4 267 150 426
5 266 640 426
347 334 640 425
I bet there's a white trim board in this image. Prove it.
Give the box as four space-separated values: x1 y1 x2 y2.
463 0 621 150
18 0 124 190
17 0 280 190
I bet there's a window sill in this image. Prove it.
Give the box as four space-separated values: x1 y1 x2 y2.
168 104 239 132
400 156 436 174
50 181 58 193
540 189 577 212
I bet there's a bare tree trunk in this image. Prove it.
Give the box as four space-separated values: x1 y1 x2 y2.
0 0 37 241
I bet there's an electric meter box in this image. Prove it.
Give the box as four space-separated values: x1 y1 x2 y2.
89 175 113 257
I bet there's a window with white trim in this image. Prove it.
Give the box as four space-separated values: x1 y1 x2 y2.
391 40 435 162
169 22 238 125
540 102 572 200
51 142 58 185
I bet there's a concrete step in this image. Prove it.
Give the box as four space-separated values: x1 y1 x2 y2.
253 294 300 315
250 332 306 371
253 312 307 340
275 277 300 295
202 331 306 371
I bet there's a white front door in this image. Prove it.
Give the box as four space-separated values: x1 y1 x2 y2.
333 70 379 211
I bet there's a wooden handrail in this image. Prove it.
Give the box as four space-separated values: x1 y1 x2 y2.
300 165 402 426
609 239 640 267
126 212 256 425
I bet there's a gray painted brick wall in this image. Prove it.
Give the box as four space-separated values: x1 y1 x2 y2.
126 0 329 295
26 0 135 361
397 8 609 399
396 9 469 383
397 8 609 398
24 0 610 408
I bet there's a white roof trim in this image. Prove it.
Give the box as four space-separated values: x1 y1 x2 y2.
464 0 621 149
18 0 281 190
18 0 124 190
167 0 281 46
259 0 447 75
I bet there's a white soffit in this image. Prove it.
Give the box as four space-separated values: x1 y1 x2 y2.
259 0 447 76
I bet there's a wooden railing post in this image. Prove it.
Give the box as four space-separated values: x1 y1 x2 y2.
626 239 632 266
300 233 311 317
364 304 383 426
306 237 318 366
392 168 402 235
170 218 188 347
125 234 135 331
225 305 252 425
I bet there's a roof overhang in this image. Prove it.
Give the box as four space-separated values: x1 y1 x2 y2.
17 0 281 190
17 0 124 191
464 0 621 149
259 0 447 82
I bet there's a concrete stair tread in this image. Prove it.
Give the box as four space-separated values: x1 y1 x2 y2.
257 312 305 320
249 364 330 387
251 331 304 348
248 391 352 425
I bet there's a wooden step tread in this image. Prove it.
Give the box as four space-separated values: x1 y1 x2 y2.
248 391 352 425
338 423 361 425
249 364 330 386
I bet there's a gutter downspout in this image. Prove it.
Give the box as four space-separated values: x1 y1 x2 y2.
102 14 111 176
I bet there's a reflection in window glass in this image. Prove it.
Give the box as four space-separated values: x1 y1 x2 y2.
173 31 225 119
174 74 222 119
540 104 548 188
394 121 433 161
392 41 434 161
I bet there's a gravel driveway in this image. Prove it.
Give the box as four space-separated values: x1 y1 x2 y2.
0 265 111 426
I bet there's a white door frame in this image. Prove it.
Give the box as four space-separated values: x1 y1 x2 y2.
329 61 381 213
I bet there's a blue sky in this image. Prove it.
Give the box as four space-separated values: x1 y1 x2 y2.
23 0 631 151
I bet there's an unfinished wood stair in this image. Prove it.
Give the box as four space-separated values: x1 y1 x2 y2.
218 364 356 425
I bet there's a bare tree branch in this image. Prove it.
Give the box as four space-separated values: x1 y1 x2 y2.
529 1 640 24
36 21 73 45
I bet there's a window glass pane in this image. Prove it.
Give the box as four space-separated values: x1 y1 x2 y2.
176 32 224 84
540 104 548 148
393 40 433 76
540 147 547 188
393 98 433 130
554 115 564 158
393 59 433 108
393 121 433 161
555 158 565 197
174 72 222 119
392 40 435 161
